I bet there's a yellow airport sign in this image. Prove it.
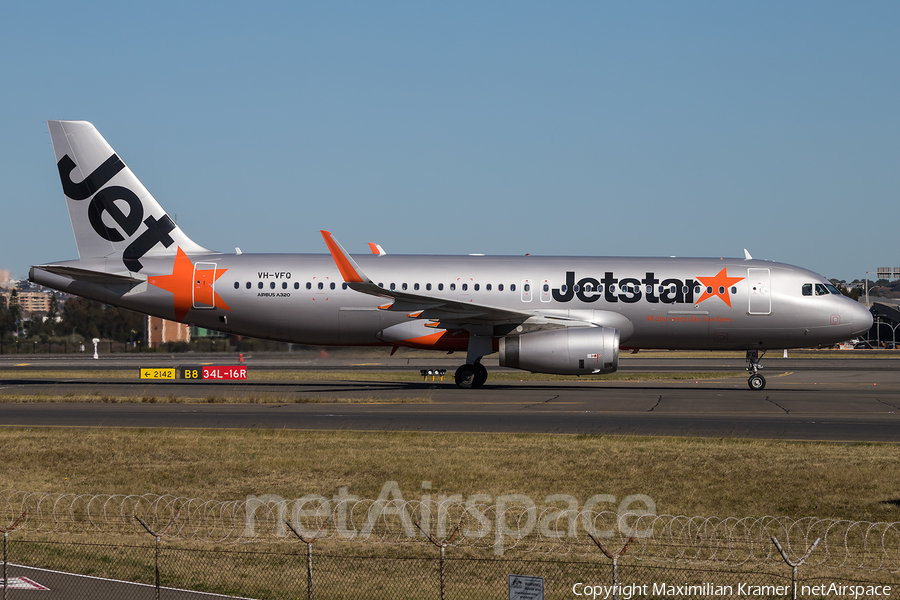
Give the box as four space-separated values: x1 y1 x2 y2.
140 368 176 380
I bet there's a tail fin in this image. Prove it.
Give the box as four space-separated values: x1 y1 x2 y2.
48 120 211 273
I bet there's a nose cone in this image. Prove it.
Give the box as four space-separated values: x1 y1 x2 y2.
849 301 874 336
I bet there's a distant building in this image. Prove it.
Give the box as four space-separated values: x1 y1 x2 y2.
0 289 52 317
145 315 191 348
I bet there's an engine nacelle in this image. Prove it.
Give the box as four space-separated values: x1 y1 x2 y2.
499 327 620 375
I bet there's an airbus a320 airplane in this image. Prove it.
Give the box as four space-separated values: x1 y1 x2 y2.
30 121 873 390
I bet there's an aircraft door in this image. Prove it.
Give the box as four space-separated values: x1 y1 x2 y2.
747 268 771 315
521 279 533 303
193 262 217 309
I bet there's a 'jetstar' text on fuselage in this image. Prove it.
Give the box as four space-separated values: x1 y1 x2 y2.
552 271 714 305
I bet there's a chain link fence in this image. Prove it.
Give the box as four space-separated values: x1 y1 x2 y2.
1 491 897 598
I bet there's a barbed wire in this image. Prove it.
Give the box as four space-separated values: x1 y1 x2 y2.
2 490 898 571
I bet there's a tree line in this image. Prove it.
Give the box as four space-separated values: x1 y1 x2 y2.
0 292 144 343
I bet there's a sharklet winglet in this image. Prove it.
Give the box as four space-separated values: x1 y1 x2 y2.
320 230 370 284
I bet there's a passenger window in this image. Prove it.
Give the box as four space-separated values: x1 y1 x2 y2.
246 282 251 289
330 282 335 290
294 282 300 289
524 284 530 292
718 286 725 294
282 282 288 289
561 285 568 293
233 282 239 289
426 283 432 291
694 285 701 294
815 284 828 296
414 283 420 291
306 282 312 290
438 283 444 291
342 283 348 290
486 284 491 291
498 284 504 291
270 282 276 289
543 284 549 292
510 284 516 292
378 283 384 288
318 282 323 290
402 283 407 290
258 282 263 289
390 283 396 290
462 284 467 291
707 286 713 294
730 286 736 294
474 284 480 291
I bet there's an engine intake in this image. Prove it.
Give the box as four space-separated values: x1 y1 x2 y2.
499 327 620 375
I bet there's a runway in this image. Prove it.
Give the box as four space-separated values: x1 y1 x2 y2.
1 353 898 442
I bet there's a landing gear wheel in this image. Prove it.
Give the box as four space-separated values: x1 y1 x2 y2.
473 363 488 388
748 374 766 390
455 363 487 389
455 364 477 389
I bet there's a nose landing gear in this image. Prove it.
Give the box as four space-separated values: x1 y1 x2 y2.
746 350 766 390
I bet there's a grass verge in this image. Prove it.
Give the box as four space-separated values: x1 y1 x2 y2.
1 427 898 522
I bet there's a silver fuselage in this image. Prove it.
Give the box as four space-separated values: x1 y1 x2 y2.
32 253 872 351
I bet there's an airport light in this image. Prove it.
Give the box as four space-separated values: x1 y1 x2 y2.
866 268 900 307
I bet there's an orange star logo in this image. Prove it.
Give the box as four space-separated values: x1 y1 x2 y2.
695 268 744 308
148 247 231 321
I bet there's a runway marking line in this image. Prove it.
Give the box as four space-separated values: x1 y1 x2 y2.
7 564 254 598
14 363 31 367
0 576 48 590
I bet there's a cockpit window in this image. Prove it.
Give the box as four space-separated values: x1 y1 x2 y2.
802 284 812 296
825 283 841 295
814 283 828 295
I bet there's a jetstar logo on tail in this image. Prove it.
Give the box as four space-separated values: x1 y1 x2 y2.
551 270 745 306
57 153 176 272
148 248 231 321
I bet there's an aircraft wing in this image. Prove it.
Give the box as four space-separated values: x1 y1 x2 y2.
321 231 532 327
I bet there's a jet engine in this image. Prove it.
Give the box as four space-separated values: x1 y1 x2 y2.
499 327 620 375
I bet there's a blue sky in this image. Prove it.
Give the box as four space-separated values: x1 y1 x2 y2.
1 2 897 282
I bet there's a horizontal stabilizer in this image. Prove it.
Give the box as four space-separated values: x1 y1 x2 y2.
32 264 145 285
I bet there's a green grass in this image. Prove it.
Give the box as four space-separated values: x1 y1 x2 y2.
1 428 898 522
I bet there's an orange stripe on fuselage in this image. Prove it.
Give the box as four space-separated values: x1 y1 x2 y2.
394 331 470 352
394 331 500 353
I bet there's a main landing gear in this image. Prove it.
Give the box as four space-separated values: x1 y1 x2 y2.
455 333 493 389
746 350 766 390
454 362 488 389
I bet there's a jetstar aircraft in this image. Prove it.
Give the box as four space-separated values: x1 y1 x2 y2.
30 121 873 390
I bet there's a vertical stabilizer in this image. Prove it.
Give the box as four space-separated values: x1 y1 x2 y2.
48 120 211 273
